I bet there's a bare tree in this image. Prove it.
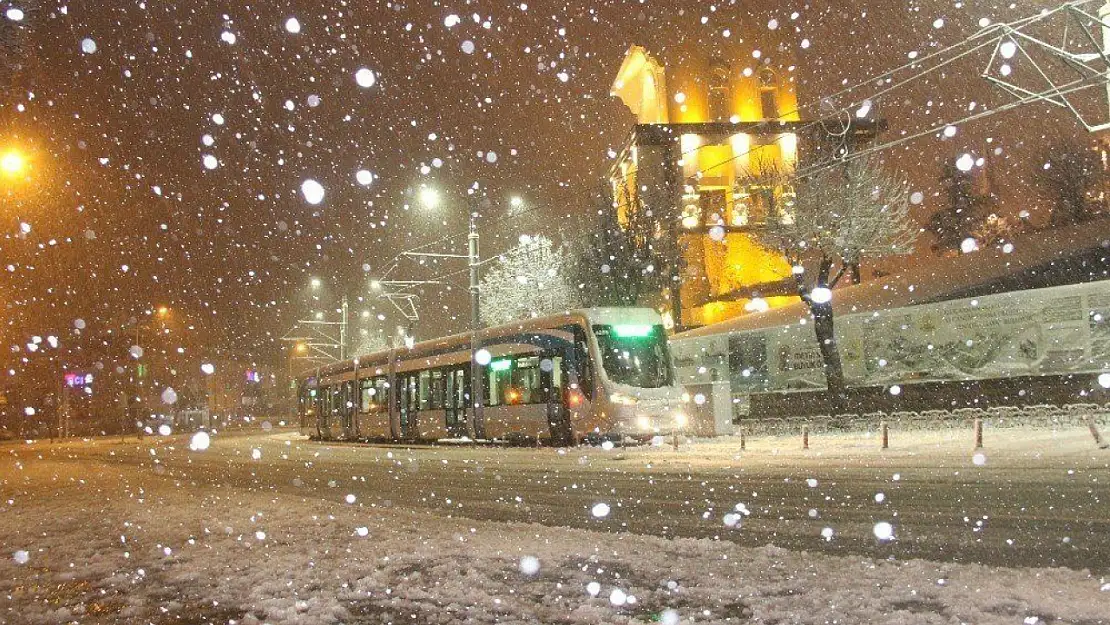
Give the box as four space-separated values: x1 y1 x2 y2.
0 1 34 95
569 186 649 307
928 162 995 255
480 236 579 327
745 156 917 399
1033 139 1106 227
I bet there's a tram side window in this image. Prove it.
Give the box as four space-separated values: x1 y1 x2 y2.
418 370 432 410
359 378 375 412
332 385 344 414
550 356 564 391
430 370 445 409
345 381 357 412
485 359 512 407
484 356 547 406
446 368 466 413
511 356 542 404
407 375 419 413
373 377 389 410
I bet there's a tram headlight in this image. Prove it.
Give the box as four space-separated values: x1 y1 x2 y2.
636 416 651 431
673 412 688 427
610 393 639 406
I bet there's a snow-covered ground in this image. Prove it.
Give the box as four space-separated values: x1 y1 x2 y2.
1 428 1108 624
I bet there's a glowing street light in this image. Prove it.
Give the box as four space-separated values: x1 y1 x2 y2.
156 306 170 317
1 149 26 177
418 186 440 208
509 195 524 209
295 342 308 354
310 277 322 289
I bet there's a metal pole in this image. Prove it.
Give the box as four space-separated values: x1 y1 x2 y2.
469 200 485 439
340 295 349 361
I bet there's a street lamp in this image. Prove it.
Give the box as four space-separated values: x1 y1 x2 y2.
418 186 441 209
411 185 490 437
509 195 524 210
310 278 322 289
1 149 26 177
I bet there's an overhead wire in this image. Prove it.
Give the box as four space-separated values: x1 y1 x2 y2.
372 0 1102 307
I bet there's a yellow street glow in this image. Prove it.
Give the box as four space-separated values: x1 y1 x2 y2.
0 149 26 176
419 187 440 208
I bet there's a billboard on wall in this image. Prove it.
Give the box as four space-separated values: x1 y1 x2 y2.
671 280 1110 395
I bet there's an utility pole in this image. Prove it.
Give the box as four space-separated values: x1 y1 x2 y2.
383 190 487 439
468 194 485 439
339 295 349 361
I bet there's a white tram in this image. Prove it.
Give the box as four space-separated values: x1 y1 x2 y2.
296 308 687 445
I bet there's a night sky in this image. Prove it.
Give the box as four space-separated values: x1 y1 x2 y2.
0 0 1093 374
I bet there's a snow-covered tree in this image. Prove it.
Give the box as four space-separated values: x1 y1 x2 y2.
480 235 579 327
745 156 916 399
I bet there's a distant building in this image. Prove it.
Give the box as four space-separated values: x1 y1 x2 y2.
608 44 879 329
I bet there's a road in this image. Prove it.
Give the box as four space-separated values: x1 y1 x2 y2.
7 425 1108 572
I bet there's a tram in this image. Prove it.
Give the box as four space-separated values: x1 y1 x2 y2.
296 308 687 445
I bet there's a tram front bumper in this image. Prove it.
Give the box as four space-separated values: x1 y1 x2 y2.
612 404 688 436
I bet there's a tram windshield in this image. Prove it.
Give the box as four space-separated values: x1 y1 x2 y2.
592 324 672 388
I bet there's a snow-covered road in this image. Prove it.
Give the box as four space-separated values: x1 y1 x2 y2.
1 427 1107 624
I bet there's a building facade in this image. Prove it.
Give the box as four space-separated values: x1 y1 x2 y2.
609 43 878 329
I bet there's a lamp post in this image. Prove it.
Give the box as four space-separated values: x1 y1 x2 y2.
282 278 358 381
397 187 489 438
466 194 485 439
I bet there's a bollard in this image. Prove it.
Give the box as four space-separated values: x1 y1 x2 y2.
802 425 809 450
881 421 889 450
974 418 983 449
1084 415 1109 450
672 428 679 451
740 429 746 451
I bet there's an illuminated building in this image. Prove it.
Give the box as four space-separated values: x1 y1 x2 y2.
609 44 880 329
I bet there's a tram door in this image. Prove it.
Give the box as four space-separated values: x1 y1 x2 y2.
397 374 418 439
543 355 572 446
343 380 357 438
445 368 468 438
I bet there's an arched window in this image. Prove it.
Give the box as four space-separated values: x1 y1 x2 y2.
708 60 731 122
758 68 777 119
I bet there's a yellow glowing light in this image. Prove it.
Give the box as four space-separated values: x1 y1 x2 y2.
419 187 440 208
156 306 170 316
0 149 26 176
295 343 308 353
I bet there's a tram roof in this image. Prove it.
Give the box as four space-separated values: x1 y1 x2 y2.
674 216 1110 341
306 307 664 379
